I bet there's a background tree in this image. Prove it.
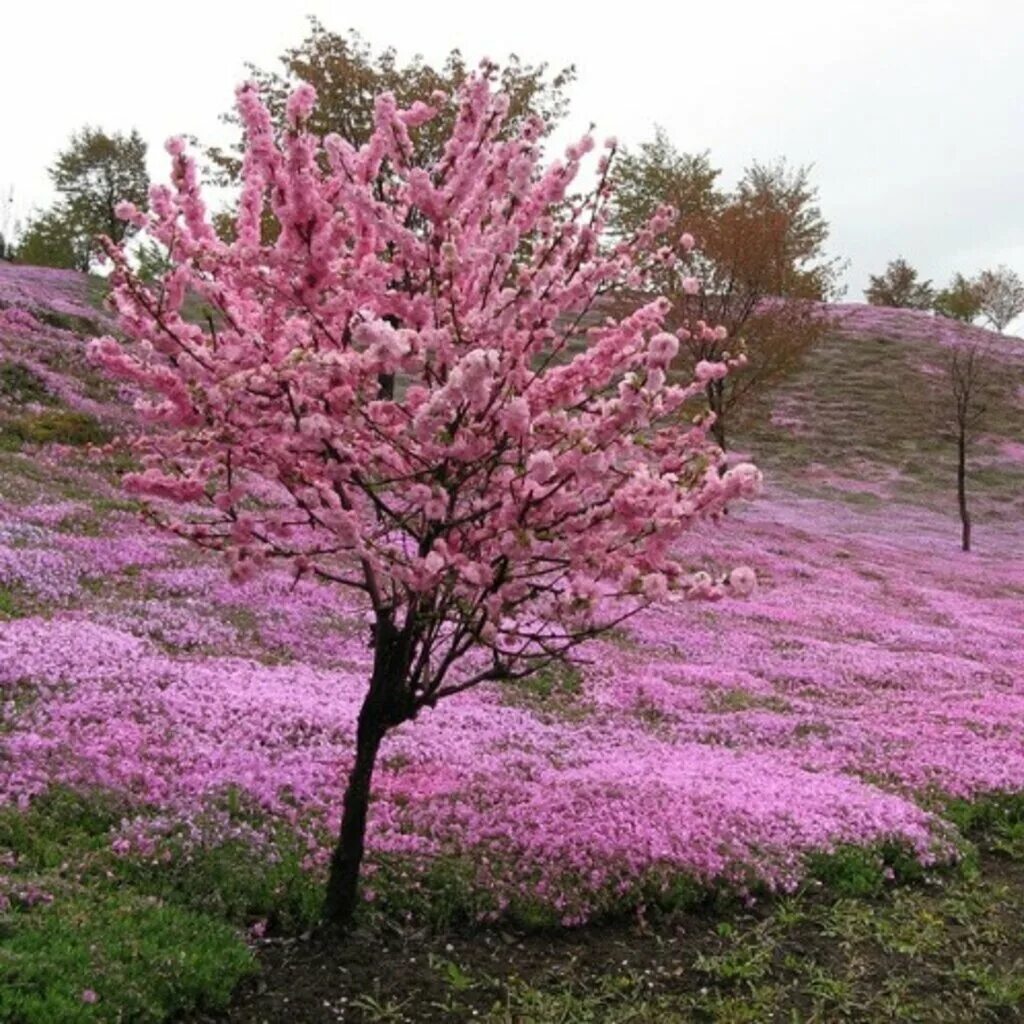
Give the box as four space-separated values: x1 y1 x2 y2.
208 16 575 188
93 75 760 929
945 337 993 551
933 272 983 323
611 142 841 449
52 127 149 247
864 257 934 309
609 128 720 236
14 128 149 271
975 265 1024 333
15 207 93 271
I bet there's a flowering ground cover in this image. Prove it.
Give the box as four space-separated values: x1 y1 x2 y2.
1 265 1023 1021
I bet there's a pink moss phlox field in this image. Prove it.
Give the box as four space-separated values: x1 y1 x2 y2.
4 97 1024 926
4 480 1023 921
829 303 1024 358
1 264 127 422
0 265 111 327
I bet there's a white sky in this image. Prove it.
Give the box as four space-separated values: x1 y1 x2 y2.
4 0 1023 310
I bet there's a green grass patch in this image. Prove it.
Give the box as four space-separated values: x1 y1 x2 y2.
0 410 110 449
0 586 24 619
0 362 54 405
0 889 254 1024
503 659 588 720
0 789 267 1022
804 840 931 898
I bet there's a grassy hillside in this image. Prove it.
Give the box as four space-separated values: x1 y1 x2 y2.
1 263 1023 1023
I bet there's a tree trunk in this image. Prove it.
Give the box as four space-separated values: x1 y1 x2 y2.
957 427 971 552
321 617 413 929
321 702 386 927
706 381 727 450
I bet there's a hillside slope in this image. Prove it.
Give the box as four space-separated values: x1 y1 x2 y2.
2 260 1023 908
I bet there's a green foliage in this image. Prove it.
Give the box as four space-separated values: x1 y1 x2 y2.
0 586 23 619
934 272 984 323
15 126 148 271
944 791 1024 858
0 410 109 449
0 789 257 1023
368 853 486 932
805 841 928 898
865 256 935 309
0 890 253 1024
14 208 92 272
0 363 52 405
0 788 127 870
116 828 322 934
609 128 721 240
208 16 575 232
50 127 149 248
609 134 839 449
515 659 584 704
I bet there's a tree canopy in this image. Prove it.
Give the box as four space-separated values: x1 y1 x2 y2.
610 135 840 447
208 17 576 188
16 127 149 271
864 257 934 310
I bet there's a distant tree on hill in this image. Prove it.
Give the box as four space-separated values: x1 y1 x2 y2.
16 128 149 271
975 265 1024 333
611 140 841 449
945 338 994 552
15 207 93 271
865 257 934 309
933 272 983 323
52 127 150 248
610 128 721 236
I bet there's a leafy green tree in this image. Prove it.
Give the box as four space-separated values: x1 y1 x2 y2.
15 208 92 271
208 17 575 189
933 272 983 323
50 127 149 247
15 128 149 271
611 139 841 448
864 257 934 309
609 128 721 239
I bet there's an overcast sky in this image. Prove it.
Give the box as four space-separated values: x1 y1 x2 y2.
4 0 1023 313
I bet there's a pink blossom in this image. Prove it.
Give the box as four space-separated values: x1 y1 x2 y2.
695 360 729 383
727 566 757 596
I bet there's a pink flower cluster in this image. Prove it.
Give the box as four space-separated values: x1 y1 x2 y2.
89 73 761 709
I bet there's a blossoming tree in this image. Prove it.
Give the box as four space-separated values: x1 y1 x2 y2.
91 69 761 927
